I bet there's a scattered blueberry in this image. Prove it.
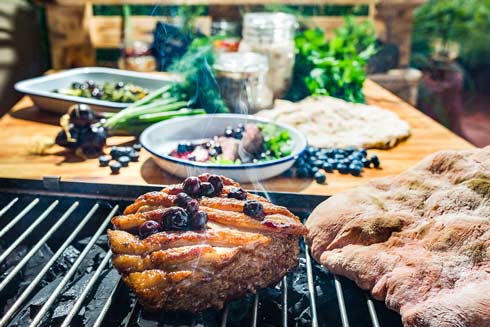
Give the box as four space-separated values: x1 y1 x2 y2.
322 162 333 173
183 176 201 196
296 167 309 178
282 169 293 177
118 156 130 167
371 155 380 168
98 155 110 167
362 157 371 168
243 200 264 219
228 187 247 200
139 220 161 238
314 172 327 184
129 150 139 162
310 166 319 176
349 164 362 176
162 207 189 230
190 211 208 230
174 192 192 208
208 175 223 195
337 163 349 174
109 161 121 174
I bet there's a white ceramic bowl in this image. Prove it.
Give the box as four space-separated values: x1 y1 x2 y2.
140 114 307 183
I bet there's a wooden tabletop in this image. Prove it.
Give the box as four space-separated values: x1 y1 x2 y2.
0 79 473 195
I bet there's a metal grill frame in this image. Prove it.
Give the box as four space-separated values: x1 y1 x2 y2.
0 177 386 327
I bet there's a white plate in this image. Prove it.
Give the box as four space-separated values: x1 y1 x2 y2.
14 67 177 113
140 114 307 183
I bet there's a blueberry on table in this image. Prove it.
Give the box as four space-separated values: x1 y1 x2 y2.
310 166 319 176
183 176 201 196
109 161 121 174
162 207 189 230
371 155 380 168
110 146 122 159
243 200 264 219
349 164 362 176
322 162 333 173
199 182 215 197
314 172 327 184
98 155 111 167
306 146 317 156
282 169 293 177
296 167 309 178
312 160 324 167
132 143 142 152
129 150 139 162
337 163 349 174
118 156 130 167
294 159 305 168
227 187 247 200
359 149 367 157
208 175 223 195
139 220 162 238
361 157 371 168
190 211 208 230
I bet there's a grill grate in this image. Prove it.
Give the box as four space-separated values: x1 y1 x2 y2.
0 178 403 327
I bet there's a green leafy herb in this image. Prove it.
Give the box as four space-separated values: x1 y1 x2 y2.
286 16 377 103
258 124 293 160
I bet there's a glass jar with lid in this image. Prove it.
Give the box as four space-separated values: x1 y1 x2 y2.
239 13 297 99
213 52 273 114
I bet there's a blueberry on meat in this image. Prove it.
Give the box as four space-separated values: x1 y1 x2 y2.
68 104 96 128
371 155 380 168
174 192 192 208
314 172 327 184
98 155 111 167
227 187 247 200
118 156 130 167
139 220 162 238
243 200 264 219
186 199 199 215
190 211 208 230
208 175 223 195
199 182 215 197
162 207 189 230
110 161 121 174
183 176 201 196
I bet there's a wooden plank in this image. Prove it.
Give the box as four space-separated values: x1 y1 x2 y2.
0 79 474 196
91 16 212 49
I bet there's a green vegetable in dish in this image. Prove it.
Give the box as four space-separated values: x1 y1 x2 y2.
258 124 293 160
286 16 377 103
57 81 148 103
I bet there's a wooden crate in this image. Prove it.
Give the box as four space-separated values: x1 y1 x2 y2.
42 0 379 68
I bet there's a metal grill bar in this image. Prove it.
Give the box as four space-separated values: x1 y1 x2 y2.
282 276 288 327
0 203 99 327
0 202 79 292
251 293 259 327
60 250 113 327
0 200 59 265
334 274 350 327
29 205 118 327
221 304 229 327
366 295 381 327
124 301 139 327
0 198 39 238
304 244 319 327
92 279 121 327
0 197 18 217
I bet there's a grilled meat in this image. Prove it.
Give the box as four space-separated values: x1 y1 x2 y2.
306 147 490 327
108 174 307 312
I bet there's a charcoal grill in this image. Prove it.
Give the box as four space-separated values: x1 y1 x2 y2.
0 177 403 327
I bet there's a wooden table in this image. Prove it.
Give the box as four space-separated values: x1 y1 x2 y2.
0 80 473 195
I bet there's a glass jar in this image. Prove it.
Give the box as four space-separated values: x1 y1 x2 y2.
212 20 241 53
239 13 297 99
213 52 273 114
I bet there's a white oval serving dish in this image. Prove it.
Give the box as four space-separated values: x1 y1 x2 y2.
140 114 307 183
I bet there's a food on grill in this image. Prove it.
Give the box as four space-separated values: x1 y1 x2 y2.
108 174 307 312
256 96 410 149
306 147 490 327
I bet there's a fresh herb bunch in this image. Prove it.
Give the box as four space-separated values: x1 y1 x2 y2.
286 16 376 103
258 124 293 160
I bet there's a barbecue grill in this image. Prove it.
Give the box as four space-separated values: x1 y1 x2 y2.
0 177 403 327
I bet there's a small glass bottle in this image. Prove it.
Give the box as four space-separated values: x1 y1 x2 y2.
212 20 241 53
239 13 297 99
213 52 273 114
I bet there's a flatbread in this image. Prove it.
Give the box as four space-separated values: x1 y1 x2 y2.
256 96 410 149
